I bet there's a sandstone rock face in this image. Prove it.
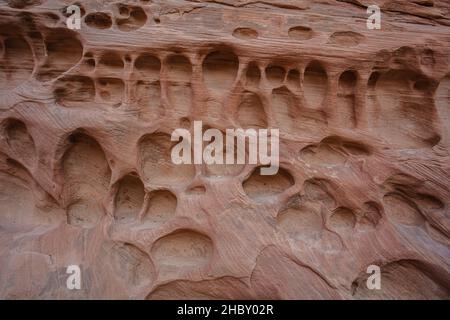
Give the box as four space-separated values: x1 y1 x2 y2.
0 0 449 299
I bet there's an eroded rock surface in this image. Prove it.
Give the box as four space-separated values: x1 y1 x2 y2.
0 0 449 299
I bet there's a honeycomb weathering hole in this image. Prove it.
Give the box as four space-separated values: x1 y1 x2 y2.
114 174 145 223
97 77 124 106
265 65 286 87
245 63 261 87
0 36 34 88
4 118 36 162
37 29 83 82
85 12 113 29
143 190 177 224
329 207 356 232
166 55 192 83
243 166 294 200
99 51 124 70
237 92 267 129
233 27 258 40
138 132 195 186
115 5 147 32
166 55 192 117
272 86 317 136
288 26 313 40
303 61 327 109
134 53 161 78
62 133 111 228
328 31 365 47
151 230 213 274
53 75 95 107
337 70 357 128
203 50 239 96
135 80 161 115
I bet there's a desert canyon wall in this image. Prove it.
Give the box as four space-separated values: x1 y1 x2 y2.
0 0 449 299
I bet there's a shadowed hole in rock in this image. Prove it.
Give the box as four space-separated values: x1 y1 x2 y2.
135 80 161 117
0 36 34 88
203 50 239 96
413 79 433 92
368 72 380 87
36 29 82 81
97 77 124 106
85 12 112 29
151 229 213 276
329 207 356 232
265 65 286 87
243 166 294 200
62 132 111 228
53 75 95 107
337 70 357 128
288 26 313 40
116 5 147 31
287 69 300 89
392 46 416 69
328 31 365 47
383 193 424 226
98 51 124 71
303 61 327 109
352 260 450 299
82 57 96 72
114 174 145 223
237 92 267 129
143 190 177 224
138 132 195 186
166 55 192 117
166 55 191 83
134 53 160 80
232 27 258 40
4 119 36 163
245 63 260 88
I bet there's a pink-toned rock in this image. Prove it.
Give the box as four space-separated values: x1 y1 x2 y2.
0 0 449 299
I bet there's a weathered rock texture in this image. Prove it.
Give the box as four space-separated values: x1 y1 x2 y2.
0 0 449 299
